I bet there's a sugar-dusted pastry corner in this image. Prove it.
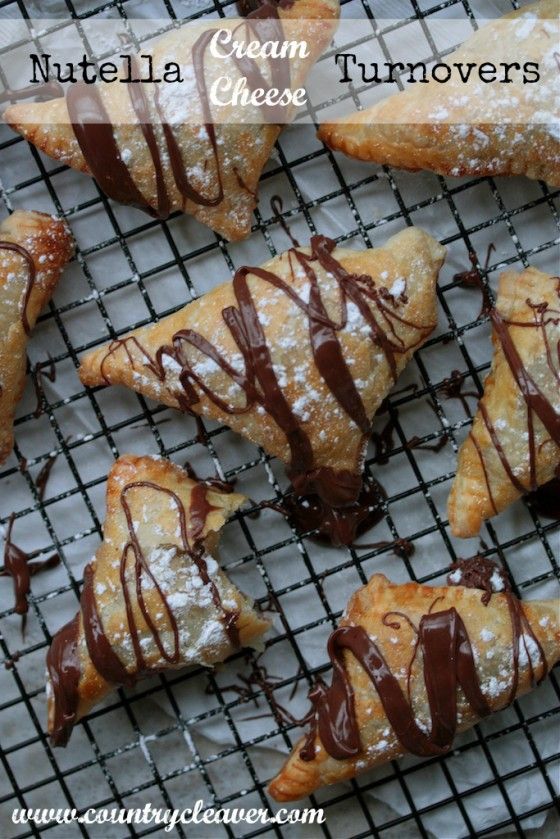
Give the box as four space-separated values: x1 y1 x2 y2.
448 266 560 538
4 0 340 241
0 210 73 464
318 0 559 187
78 228 445 508
268 561 560 801
46 454 270 746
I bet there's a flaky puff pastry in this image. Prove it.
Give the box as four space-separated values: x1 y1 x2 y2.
319 0 559 187
78 228 445 507
4 0 339 241
0 211 73 465
269 572 560 801
448 268 560 538
47 454 269 746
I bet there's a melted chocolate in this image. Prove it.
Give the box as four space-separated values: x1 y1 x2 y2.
48 478 240 746
448 555 548 703
184 461 237 494
101 236 432 506
0 241 36 334
526 477 560 519
300 564 548 763
447 555 509 606
46 614 81 747
438 369 479 418
1 513 60 634
270 194 300 248
281 478 386 547
471 293 560 513
65 2 293 217
36 453 58 501
453 244 495 317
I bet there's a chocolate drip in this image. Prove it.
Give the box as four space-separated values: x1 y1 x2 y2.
31 355 56 418
104 236 432 506
270 195 300 247
49 478 240 746
281 478 386 546
0 241 36 334
1 513 60 634
300 577 548 763
526 477 560 519
453 244 495 317
470 293 560 508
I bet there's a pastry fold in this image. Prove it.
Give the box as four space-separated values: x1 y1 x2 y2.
47 454 269 746
318 0 559 187
4 0 339 241
269 571 560 801
78 228 445 506
0 210 73 465
448 267 560 538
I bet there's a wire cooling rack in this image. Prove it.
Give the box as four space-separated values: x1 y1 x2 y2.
0 0 559 836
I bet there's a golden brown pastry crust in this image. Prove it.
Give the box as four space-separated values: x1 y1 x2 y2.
268 573 560 801
4 0 339 241
47 454 269 742
448 267 560 538
318 0 559 187
78 228 445 504
0 211 73 465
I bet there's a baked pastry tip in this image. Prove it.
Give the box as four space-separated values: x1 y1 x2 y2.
46 454 270 746
0 210 73 465
448 267 560 538
318 0 559 187
78 228 446 508
268 559 560 801
3 0 340 241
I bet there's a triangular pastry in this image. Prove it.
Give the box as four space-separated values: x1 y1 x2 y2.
46 454 270 746
0 210 73 465
269 563 560 801
79 228 445 507
448 267 560 538
3 0 339 241
318 0 559 187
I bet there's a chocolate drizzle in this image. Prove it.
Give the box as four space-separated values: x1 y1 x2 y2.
0 241 36 334
472 290 560 514
100 236 433 506
1 513 60 634
300 562 548 764
453 244 495 317
64 3 294 218
48 479 240 747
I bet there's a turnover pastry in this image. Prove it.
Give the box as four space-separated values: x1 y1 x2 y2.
3 0 339 241
318 0 559 187
46 454 269 746
269 559 560 801
0 211 73 465
79 228 445 507
448 267 560 538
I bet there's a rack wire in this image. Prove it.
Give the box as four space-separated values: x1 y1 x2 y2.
0 0 559 836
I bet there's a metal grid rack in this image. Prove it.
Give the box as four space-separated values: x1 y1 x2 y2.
0 0 559 836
